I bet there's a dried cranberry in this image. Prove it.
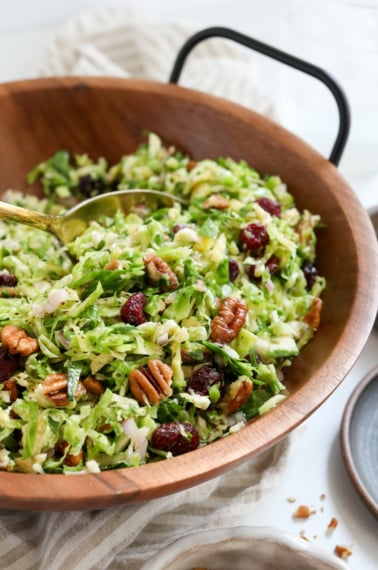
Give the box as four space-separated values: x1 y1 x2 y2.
54 440 69 459
247 264 257 280
244 351 262 364
0 273 17 287
228 259 240 282
186 365 225 400
256 197 281 217
78 174 105 198
151 422 200 456
265 255 280 275
172 224 188 234
0 348 20 382
248 255 279 281
239 223 269 255
121 292 148 326
302 262 318 290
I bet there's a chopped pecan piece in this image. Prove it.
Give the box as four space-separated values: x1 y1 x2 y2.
180 349 210 364
297 212 316 247
1 325 39 357
186 159 197 171
0 288 18 298
327 517 338 530
293 505 312 519
334 545 352 561
64 450 83 467
143 252 178 291
104 259 122 270
3 379 19 403
202 194 229 210
130 359 173 405
41 373 86 407
54 440 83 466
220 377 253 414
82 376 105 395
303 297 323 330
211 297 248 343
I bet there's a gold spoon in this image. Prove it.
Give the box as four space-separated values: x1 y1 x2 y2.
0 190 186 245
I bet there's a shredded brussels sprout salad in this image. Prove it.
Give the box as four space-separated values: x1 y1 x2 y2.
0 133 325 474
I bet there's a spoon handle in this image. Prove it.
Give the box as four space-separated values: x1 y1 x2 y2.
0 201 58 233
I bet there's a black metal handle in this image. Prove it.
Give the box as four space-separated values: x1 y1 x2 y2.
169 26 350 166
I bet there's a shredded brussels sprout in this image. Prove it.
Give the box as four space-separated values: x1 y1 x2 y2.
0 133 325 473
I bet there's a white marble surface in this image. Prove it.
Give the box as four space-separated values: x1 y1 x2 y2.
1 1 377 568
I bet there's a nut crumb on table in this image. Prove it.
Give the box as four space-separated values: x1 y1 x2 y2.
335 545 353 561
288 496 354 562
293 505 314 518
327 517 339 531
299 530 310 542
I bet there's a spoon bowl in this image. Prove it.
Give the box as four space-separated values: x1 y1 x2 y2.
0 189 186 244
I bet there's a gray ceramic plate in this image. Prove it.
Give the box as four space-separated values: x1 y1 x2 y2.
341 365 378 518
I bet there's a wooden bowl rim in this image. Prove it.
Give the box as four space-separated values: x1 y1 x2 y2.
0 76 377 511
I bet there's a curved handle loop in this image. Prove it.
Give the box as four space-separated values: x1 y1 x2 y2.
169 26 350 166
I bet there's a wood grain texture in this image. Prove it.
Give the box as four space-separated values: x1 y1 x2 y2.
0 77 377 511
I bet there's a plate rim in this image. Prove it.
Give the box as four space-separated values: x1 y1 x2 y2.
340 363 378 518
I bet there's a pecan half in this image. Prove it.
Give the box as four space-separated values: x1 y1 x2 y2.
1 325 39 357
303 297 322 330
129 359 173 406
202 194 229 210
220 377 253 415
143 252 178 291
82 376 105 395
211 297 248 343
41 373 86 407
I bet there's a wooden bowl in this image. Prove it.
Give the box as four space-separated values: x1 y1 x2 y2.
0 77 377 511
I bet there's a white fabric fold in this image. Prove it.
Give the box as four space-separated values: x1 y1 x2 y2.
0 436 295 570
35 7 276 118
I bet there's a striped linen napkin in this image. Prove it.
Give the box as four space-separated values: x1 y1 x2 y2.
0 8 293 569
35 6 275 118
0 438 293 569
